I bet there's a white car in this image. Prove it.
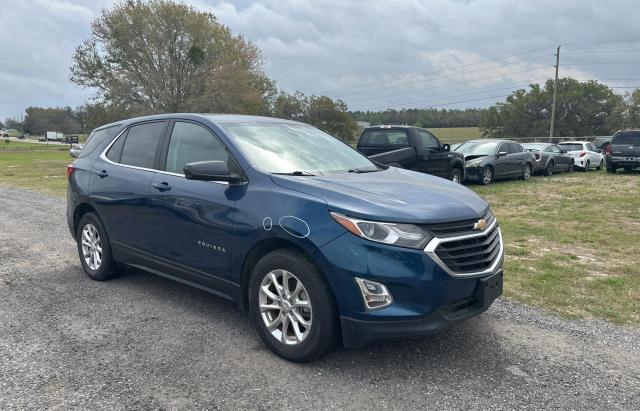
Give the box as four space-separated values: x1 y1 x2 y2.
69 144 84 158
558 141 604 171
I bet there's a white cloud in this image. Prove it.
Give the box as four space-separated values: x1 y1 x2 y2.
0 0 638 119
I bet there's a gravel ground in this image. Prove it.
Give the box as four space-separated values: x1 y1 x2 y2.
0 186 638 410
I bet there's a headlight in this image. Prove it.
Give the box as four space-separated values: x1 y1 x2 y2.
466 159 482 167
330 212 433 249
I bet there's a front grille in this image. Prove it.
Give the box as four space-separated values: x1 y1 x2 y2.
420 211 494 238
433 223 501 274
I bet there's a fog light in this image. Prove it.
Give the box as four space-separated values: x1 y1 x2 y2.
354 278 394 310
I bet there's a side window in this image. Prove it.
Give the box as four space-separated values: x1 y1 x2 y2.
165 122 229 174
589 143 597 152
511 143 524 153
417 130 439 149
106 130 127 162
359 130 409 146
78 125 119 158
551 145 561 153
544 146 553 153
498 143 509 154
119 122 166 169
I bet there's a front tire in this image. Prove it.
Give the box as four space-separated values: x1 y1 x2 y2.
585 160 590 172
76 213 122 281
449 167 463 184
248 249 338 362
479 166 493 185
544 161 554 176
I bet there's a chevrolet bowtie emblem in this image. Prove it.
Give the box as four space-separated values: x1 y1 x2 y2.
473 219 488 231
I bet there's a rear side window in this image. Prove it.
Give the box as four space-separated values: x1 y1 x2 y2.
78 125 119 158
612 131 640 145
508 143 523 153
559 143 583 151
165 122 228 174
119 122 166 169
359 130 409 146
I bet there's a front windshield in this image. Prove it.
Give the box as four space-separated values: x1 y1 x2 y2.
456 141 498 156
222 122 379 174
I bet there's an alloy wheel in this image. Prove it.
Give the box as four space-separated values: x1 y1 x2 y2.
81 223 102 271
259 269 312 345
482 168 492 185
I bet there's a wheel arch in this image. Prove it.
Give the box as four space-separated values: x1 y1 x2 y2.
73 203 99 238
239 237 327 312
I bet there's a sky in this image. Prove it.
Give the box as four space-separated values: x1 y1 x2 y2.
1 0 639 120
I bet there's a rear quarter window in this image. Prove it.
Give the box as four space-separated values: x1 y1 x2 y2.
612 132 640 145
78 125 120 158
359 130 409 147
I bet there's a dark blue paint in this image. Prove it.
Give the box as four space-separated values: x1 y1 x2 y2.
67 113 501 348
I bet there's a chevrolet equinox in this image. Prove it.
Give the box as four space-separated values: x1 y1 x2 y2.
67 114 503 362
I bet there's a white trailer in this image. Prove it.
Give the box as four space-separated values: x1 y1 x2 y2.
45 131 64 142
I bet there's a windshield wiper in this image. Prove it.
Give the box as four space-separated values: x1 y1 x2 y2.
273 171 316 176
347 168 380 173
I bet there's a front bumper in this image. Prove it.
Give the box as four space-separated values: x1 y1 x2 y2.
341 270 503 348
316 222 504 348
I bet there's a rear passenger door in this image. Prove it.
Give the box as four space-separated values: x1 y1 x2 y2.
148 121 238 290
92 121 167 261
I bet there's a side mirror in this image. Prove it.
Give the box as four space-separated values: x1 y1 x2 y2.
598 149 603 153
497 151 508 157
442 144 451 152
183 160 243 184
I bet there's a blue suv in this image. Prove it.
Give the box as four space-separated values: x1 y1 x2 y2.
67 114 503 361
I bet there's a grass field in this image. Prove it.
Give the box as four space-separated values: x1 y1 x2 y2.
428 127 482 144
0 140 69 152
1 150 638 325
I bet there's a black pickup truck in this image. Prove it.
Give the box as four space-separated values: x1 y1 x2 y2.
356 125 466 183
606 130 640 173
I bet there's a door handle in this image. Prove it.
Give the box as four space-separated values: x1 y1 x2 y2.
95 170 108 178
152 182 171 192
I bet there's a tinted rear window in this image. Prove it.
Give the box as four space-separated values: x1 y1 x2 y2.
559 143 583 151
359 130 409 146
612 132 640 145
119 122 166 169
78 125 119 158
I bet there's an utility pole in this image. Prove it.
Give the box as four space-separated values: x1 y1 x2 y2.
549 45 561 140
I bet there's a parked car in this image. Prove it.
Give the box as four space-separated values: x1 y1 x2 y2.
356 125 466 183
64 135 79 144
557 141 604 171
69 144 84 158
67 114 504 361
606 130 640 173
522 143 574 176
455 139 536 185
593 136 613 154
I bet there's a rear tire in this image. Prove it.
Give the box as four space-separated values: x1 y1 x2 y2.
607 166 616 174
521 164 532 181
248 248 338 362
76 213 122 281
449 167 463 184
596 160 603 171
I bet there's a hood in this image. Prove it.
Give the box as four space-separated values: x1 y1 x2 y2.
463 154 489 162
270 167 488 224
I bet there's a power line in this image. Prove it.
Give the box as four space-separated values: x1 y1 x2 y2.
331 53 553 99
311 46 556 95
357 84 532 112
563 38 640 47
345 65 551 105
563 61 640 66
563 48 640 54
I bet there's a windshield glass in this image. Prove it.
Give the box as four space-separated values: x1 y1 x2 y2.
558 143 583 152
612 131 640 145
222 122 379 174
456 141 498 156
522 143 546 151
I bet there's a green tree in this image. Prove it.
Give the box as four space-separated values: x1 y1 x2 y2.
480 78 625 137
70 0 274 115
23 107 83 135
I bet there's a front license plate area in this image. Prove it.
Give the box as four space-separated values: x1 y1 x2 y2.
479 271 503 306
